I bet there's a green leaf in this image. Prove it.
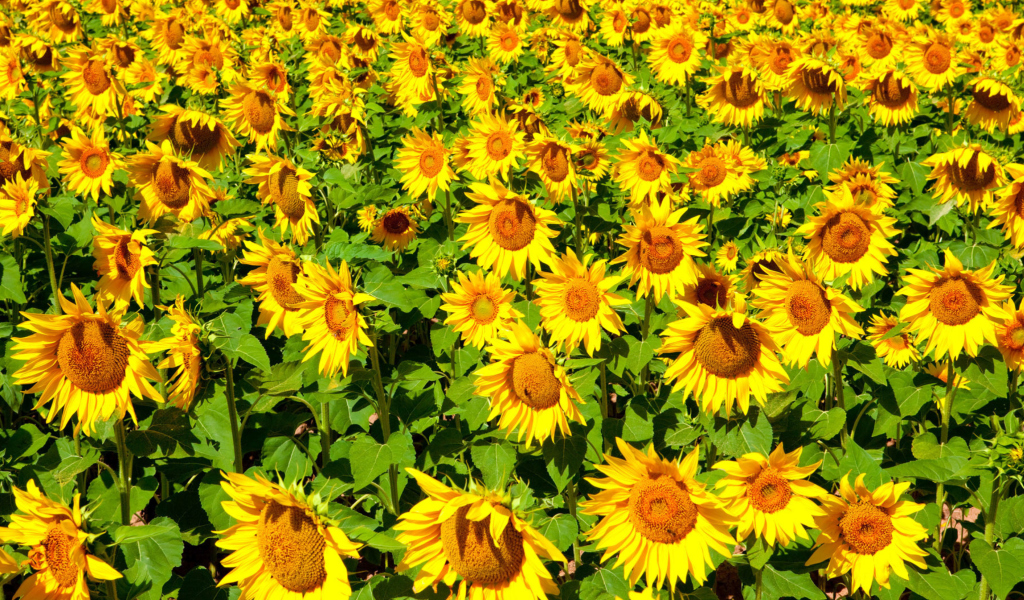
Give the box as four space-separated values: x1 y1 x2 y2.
970 538 1024 599
538 513 578 553
836 438 886 488
115 517 184 600
898 161 930 196
905 564 974 600
947 241 999 270
224 334 272 373
177 567 238 600
543 431 586 492
746 537 774 570
579 566 630 600
911 433 969 460
126 409 198 457
806 407 846 441
349 435 393 491
167 236 225 251
760 564 826 600
0 253 26 303
889 371 934 418
621 405 655 443
470 441 516 489
625 335 660 376
995 495 1024 540
809 142 850 183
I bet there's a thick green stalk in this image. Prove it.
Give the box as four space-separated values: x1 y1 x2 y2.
946 85 956 135
640 294 654 385
41 215 60 308
572 186 584 257
755 566 763 600
934 360 960 553
833 348 848 448
320 401 331 470
369 327 400 514
978 477 1005 600
828 101 837 145
444 188 454 242
565 481 581 566
74 432 87 496
194 249 204 298
114 420 132 525
224 356 244 473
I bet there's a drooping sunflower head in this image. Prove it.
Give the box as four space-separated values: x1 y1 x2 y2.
864 68 919 126
32 0 82 43
866 313 920 368
129 140 215 225
238 229 307 339
714 444 826 547
745 34 801 91
786 55 847 115
740 248 784 292
607 90 664 135
396 469 565 599
659 299 789 415
372 206 419 252
220 82 292 152
965 76 1021 133
243 153 319 246
698 66 767 128
12 284 163 434
581 439 736 590
149 105 238 171
679 262 736 311
897 249 1013 360
154 295 203 409
217 471 361 599
0 173 39 239
922 144 1005 213
806 474 928 596
90 213 157 308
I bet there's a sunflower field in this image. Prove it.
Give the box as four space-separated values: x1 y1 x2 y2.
4 0 1024 599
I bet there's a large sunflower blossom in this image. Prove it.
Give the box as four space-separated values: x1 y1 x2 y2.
612 129 679 207
581 439 736 591
440 269 522 349
11 284 163 435
395 469 566 600
238 230 308 339
897 249 1012 360
243 153 319 246
90 214 158 308
293 260 373 377
922 145 1005 214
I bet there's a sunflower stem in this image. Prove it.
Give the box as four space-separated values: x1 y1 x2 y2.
946 85 956 135
151 260 161 308
105 579 118 600
685 75 692 117
571 185 584 256
565 480 581 566
431 73 445 133
224 355 244 473
114 419 132 525
978 476 1006 600
193 248 204 298
707 204 715 242
640 294 654 385
27 74 44 144
369 326 400 514
832 348 848 449
754 566 763 600
320 400 331 470
74 430 88 495
1010 369 1019 410
41 214 60 309
444 188 454 242
934 359 961 554
828 100 837 145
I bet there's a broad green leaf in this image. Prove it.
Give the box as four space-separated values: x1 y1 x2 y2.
809 142 850 183
0 253 26 303
470 441 516 489
349 435 393 491
760 564 826 600
905 563 974 600
970 538 1024 599
538 513 578 553
115 517 184 600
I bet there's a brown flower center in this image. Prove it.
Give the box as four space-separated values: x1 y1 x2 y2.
414 145 442 177
48 4 77 32
866 32 893 60
541 143 570 183
165 19 185 48
724 71 760 108
462 0 486 24
562 279 600 322
354 30 375 52
972 85 1012 112
697 157 728 188
256 501 327 593
114 236 140 280
785 280 831 336
324 295 354 340
269 166 304 220
612 11 627 32
82 61 111 95
803 66 837 95
556 0 584 21
694 316 760 379
113 44 135 67
42 526 80 588
488 199 536 251
510 351 561 409
79 148 109 178
773 0 794 24
924 43 951 74
152 160 192 209
171 117 222 156
303 8 320 30
383 0 401 20
486 129 513 160
631 8 652 34
382 210 412 234
440 505 524 584
471 295 497 323
770 47 793 75
929 276 982 326
875 73 912 108
100 0 117 15
637 151 665 182
266 256 303 310
948 152 996 191
640 225 683 274
57 320 130 393
242 91 276 135
666 36 693 63
408 46 429 77
839 502 894 555
590 62 623 97
563 40 582 66
629 476 698 543
746 467 793 513
821 211 871 264
499 31 518 52
695 277 728 307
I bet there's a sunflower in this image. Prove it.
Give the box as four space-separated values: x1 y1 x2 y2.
396 468 565 599
488 22 525 64
866 313 921 368
965 77 1020 133
0 481 121 600
56 127 123 201
297 4 331 39
685 140 765 207
62 50 124 117
613 130 679 207
389 36 435 104
607 91 664 135
0 174 38 239
988 163 1024 247
533 250 627 356
698 66 767 127
751 251 864 367
993 299 1024 369
33 0 82 44
441 270 521 348
714 444 826 547
213 0 248 24
571 55 633 115
548 35 587 80
91 214 158 308
679 263 736 309
130 140 215 225
221 83 293 152
149 105 238 171
12 284 162 434
525 136 577 202
648 24 706 86
746 35 800 92
357 205 377 232
613 198 706 302
786 56 846 115
124 57 167 104
146 13 188 65
456 0 491 38
864 69 919 127
456 179 560 279
217 472 361 600
600 8 629 46
369 0 404 34
581 439 736 590
795 188 900 290
244 154 319 246
766 0 799 32
740 249 785 293
292 260 372 377
883 0 922 20
574 138 611 183
806 474 928 596
905 30 961 90
898 249 1012 360
660 298 789 415
830 172 899 213
238 230 307 339
372 206 419 252
924 361 971 389
411 2 452 47
397 128 456 200
154 295 202 409
717 241 740 272
459 58 504 116
464 113 526 181
923 145 1005 213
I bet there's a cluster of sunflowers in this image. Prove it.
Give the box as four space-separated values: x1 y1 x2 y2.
1 0 1024 597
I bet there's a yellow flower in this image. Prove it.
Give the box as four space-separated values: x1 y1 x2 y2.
155 295 202 409
148 105 238 171
244 153 319 246
395 469 565 599
965 77 1020 133
994 299 1024 369
458 58 504 116
660 298 789 415
57 127 124 200
220 82 293 152
679 263 737 310
464 113 526 181
0 174 38 239
923 361 971 389
526 136 578 203
0 481 121 600
569 54 633 115
716 241 740 272
864 69 918 127
357 205 377 232
11 284 163 434
91 214 158 308
648 24 706 86
741 248 785 293
440 270 522 348
396 128 456 200
923 144 1005 214
533 250 627 356
371 206 419 252
714 444 826 546
806 474 928 596
613 197 707 302
129 140 215 225
613 129 679 206
216 472 361 600
581 440 736 590
866 313 920 368
698 66 767 128
751 251 864 367
293 260 373 377
905 29 961 90
238 230 307 339
456 179 560 279
786 55 847 115
829 157 900 212
488 22 525 64
685 140 765 207
898 249 1013 360
62 49 124 117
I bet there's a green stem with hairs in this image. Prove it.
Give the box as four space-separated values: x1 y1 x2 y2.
150 261 161 308
755 566 764 600
74 431 88 496
572 185 584 257
114 420 132 525
565 481 581 566
444 188 454 242
369 326 400 514
828 100 837 145
946 85 956 135
41 214 60 308
934 360 961 554
832 347 848 449
640 294 654 385
193 248 204 298
978 476 1006 600
224 355 244 473
320 401 331 470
